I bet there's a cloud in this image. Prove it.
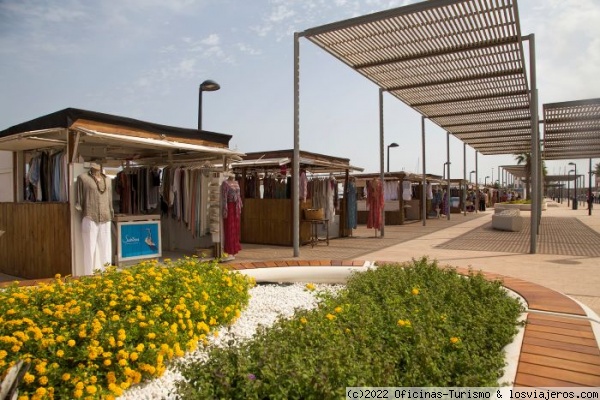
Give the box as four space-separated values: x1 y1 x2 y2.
523 0 600 102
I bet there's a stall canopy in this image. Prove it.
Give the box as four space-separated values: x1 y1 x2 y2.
0 108 243 164
542 98 600 160
301 0 533 156
232 150 363 174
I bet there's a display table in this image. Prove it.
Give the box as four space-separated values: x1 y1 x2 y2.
305 219 329 247
114 214 161 266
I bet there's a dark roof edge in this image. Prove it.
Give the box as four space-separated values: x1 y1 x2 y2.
543 98 600 110
0 108 232 146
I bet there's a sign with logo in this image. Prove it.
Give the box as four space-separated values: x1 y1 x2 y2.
117 220 161 262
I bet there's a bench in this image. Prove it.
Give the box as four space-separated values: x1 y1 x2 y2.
492 209 523 232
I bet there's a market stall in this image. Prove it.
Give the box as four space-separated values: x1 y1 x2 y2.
230 150 362 246
352 172 442 224
0 108 242 279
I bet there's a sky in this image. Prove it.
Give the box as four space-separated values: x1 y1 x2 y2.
1 0 599 186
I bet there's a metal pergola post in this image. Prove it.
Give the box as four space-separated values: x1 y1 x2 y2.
463 142 467 216
293 32 301 257
379 88 385 237
422 116 427 226
446 131 450 220
525 34 539 254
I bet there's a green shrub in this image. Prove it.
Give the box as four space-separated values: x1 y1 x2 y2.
176 257 525 399
0 257 254 399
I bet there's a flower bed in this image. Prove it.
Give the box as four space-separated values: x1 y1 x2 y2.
176 258 525 398
0 258 254 399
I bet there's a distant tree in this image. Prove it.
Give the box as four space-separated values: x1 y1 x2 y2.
515 153 532 199
514 153 547 199
595 162 600 178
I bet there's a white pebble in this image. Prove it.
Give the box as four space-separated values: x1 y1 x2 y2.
118 283 341 400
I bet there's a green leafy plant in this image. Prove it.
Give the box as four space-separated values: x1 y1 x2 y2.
176 257 525 399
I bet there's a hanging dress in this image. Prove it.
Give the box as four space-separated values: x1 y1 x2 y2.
347 180 357 229
221 178 243 255
367 178 384 229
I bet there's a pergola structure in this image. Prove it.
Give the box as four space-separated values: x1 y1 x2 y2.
543 98 600 161
293 0 541 256
543 98 600 215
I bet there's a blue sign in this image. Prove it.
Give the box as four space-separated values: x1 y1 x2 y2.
118 221 161 261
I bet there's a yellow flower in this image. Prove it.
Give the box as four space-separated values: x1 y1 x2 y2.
56 349 64 357
68 339 76 347
136 343 144 352
62 373 70 381
23 372 35 384
38 376 48 385
397 319 412 328
300 317 307 324
305 283 315 291
334 306 342 313
35 387 47 396
411 287 420 295
86 385 97 394
326 313 336 321
130 352 139 361
450 336 460 344
73 389 83 398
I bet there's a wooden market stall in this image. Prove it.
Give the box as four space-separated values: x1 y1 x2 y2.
0 108 242 279
352 172 442 224
230 149 362 246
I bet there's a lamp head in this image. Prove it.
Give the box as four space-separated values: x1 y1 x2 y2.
388 142 399 148
200 79 220 92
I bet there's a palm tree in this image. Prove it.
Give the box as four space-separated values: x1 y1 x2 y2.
514 153 547 200
514 153 532 199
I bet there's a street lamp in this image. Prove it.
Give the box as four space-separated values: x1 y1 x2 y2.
484 176 490 186
387 143 399 173
567 169 575 207
568 162 577 208
198 79 220 130
469 170 476 185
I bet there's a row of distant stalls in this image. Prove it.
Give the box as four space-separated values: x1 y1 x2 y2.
352 173 469 224
0 108 245 280
231 152 470 246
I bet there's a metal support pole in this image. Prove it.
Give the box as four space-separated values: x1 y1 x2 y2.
292 32 301 257
379 88 385 237
446 131 450 220
463 142 467 216
475 151 479 213
589 158 593 216
422 116 427 226
526 34 539 253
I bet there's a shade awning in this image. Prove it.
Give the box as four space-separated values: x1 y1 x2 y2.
543 98 600 160
301 0 532 156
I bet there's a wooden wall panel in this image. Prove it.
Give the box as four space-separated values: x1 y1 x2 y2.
0 203 71 279
241 199 311 246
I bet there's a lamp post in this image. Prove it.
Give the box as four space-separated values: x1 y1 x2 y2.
469 170 476 185
484 176 490 186
198 79 221 130
387 143 399 173
567 169 575 207
568 162 577 209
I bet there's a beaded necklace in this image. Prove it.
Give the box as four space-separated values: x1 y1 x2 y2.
90 170 107 194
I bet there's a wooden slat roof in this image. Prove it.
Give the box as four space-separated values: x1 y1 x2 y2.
301 0 532 156
542 98 600 160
